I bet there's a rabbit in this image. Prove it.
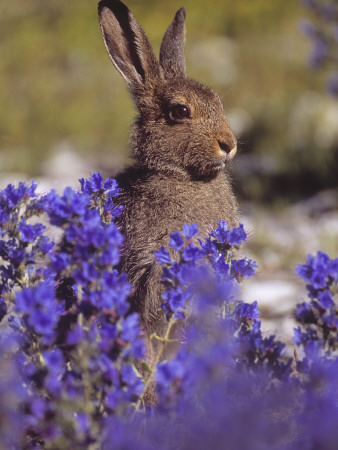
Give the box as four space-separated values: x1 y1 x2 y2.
97 0 239 357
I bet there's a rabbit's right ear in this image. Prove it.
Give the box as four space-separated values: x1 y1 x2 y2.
98 0 161 90
160 8 186 79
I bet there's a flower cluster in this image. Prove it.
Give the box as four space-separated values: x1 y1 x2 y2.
0 337 27 448
102 246 338 450
299 0 338 96
0 172 337 448
0 173 145 448
155 222 257 319
294 250 337 356
154 222 290 410
102 355 338 450
0 180 52 300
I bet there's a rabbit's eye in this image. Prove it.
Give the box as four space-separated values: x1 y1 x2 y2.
169 104 190 121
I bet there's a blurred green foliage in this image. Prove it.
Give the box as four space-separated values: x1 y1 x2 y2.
1 0 337 202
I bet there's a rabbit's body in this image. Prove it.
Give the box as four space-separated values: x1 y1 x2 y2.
115 165 238 334
98 0 239 342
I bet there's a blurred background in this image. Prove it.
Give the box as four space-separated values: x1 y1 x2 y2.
1 0 337 342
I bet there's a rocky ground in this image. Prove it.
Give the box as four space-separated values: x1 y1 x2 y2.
1 148 337 353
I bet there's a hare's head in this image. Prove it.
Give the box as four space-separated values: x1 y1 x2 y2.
98 0 237 179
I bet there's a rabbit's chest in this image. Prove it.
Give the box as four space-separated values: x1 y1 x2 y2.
120 173 238 246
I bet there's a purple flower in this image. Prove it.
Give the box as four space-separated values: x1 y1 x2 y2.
0 298 7 322
104 198 123 220
293 326 319 347
162 286 192 319
18 221 45 243
227 223 247 246
96 354 119 386
73 261 99 284
182 223 199 239
120 313 141 342
9 248 25 266
79 173 120 197
8 315 22 332
295 260 312 282
100 326 120 354
35 236 54 254
161 261 180 283
182 243 204 262
121 365 138 385
16 289 35 314
200 237 218 258
318 290 334 310
67 325 84 346
101 271 131 314
295 251 335 293
15 282 61 338
157 350 190 392
211 221 229 243
50 252 71 272
43 349 64 373
237 300 260 321
296 302 316 322
105 392 119 411
127 337 145 360
154 246 172 264
75 412 90 435
103 177 120 194
322 312 337 329
0 209 9 227
1 181 37 208
79 174 122 226
43 188 90 226
231 258 258 280
169 231 184 251
310 270 327 289
293 327 306 345
64 211 123 271
162 260 202 288
328 257 338 280
213 258 230 276
30 309 59 336
80 172 104 193
29 397 49 421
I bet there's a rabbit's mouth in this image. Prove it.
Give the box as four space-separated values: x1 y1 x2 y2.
209 160 226 172
226 147 237 161
213 147 236 172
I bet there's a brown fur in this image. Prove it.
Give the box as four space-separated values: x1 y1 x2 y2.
98 0 239 343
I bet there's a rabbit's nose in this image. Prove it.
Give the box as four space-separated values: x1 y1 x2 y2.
218 140 237 159
218 141 231 154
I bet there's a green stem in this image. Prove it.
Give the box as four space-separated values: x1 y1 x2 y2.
134 315 177 412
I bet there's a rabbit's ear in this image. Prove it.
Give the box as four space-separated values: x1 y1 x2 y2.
98 0 161 89
159 8 186 79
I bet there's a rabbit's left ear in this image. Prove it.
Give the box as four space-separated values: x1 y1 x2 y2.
160 8 186 79
98 0 161 89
